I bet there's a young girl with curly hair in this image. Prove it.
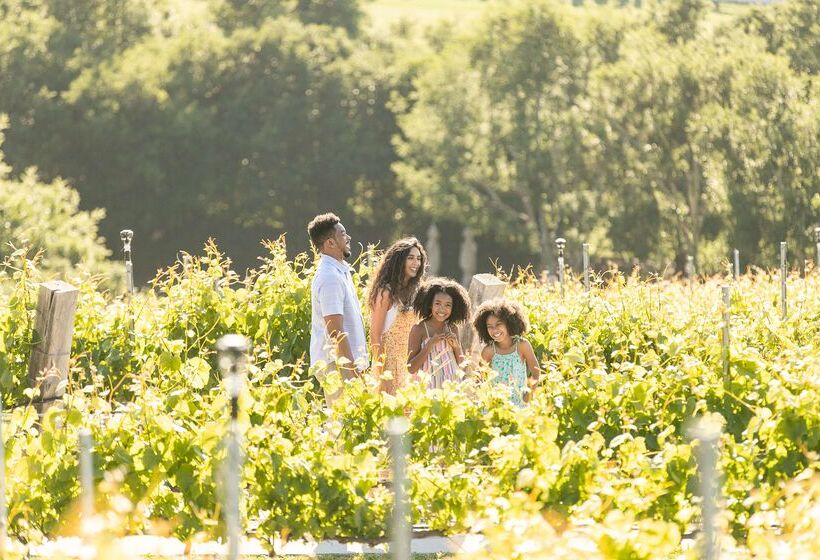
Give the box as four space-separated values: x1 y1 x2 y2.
407 277 471 388
473 298 541 406
368 237 427 393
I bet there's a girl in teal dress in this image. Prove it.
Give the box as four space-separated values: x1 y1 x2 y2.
473 299 541 406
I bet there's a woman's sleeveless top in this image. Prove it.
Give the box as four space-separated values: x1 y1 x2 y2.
383 303 399 333
490 338 528 407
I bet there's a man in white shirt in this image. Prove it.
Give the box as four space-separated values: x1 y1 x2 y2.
307 213 368 405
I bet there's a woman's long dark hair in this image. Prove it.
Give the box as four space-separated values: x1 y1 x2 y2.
367 237 427 308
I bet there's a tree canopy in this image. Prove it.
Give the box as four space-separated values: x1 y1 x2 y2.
0 0 816 279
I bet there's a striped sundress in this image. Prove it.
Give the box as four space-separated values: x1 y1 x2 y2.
421 322 459 389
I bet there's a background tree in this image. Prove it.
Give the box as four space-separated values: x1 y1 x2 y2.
0 119 114 278
652 0 709 43
396 0 611 270
776 0 819 75
0 0 403 281
700 41 819 262
0 0 815 281
589 32 734 270
212 0 363 35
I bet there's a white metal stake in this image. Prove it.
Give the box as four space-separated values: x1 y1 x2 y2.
689 417 722 560
217 335 249 560
226 424 241 560
387 417 411 560
780 242 787 319
733 249 739 279
79 429 94 520
555 238 566 298
0 399 7 555
721 286 730 380
814 227 820 273
120 230 134 296
582 243 590 292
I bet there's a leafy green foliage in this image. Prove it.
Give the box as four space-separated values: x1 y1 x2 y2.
0 122 114 279
1 245 817 556
1 0 812 283
0 0 401 282
395 0 598 269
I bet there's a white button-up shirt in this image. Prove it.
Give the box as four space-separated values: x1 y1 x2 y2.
310 254 368 370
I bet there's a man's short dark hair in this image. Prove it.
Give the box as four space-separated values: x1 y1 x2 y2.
307 213 340 250
412 277 471 324
472 298 529 345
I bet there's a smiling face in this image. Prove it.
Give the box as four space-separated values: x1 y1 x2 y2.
485 314 511 344
403 247 423 282
431 292 453 323
327 223 352 260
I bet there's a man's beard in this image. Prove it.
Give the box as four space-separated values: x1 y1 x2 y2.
343 247 351 259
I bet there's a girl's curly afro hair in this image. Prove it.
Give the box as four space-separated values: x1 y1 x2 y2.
412 277 471 324
472 298 529 345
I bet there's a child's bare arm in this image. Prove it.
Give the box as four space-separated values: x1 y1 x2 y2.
447 325 465 364
518 340 541 387
408 324 443 374
480 345 493 365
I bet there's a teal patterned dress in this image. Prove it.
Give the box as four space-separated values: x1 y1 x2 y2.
490 338 528 407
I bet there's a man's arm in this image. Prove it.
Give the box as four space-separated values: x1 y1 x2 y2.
324 314 357 380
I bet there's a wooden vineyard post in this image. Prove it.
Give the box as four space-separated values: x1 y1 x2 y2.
28 281 79 412
582 242 590 292
459 274 507 359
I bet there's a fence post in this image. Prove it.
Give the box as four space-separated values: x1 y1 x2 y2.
120 230 134 296
217 335 249 560
0 399 7 556
732 249 739 280
78 429 95 522
582 243 590 292
688 416 722 560
814 227 820 273
721 286 730 380
780 242 787 319
459 274 507 358
387 417 411 560
555 238 566 298
28 281 79 412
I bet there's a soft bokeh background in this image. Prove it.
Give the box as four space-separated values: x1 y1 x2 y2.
0 0 817 284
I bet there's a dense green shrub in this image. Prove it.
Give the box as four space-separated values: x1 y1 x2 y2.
0 244 817 556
